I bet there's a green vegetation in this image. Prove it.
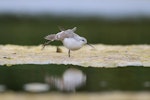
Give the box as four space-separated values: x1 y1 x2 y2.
0 14 150 45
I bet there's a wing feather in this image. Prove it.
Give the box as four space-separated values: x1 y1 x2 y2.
44 34 56 41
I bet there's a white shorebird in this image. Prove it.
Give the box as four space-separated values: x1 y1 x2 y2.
42 27 93 57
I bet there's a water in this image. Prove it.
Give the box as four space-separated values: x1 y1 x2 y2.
0 64 150 92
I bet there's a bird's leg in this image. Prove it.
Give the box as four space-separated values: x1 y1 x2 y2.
41 40 52 50
68 49 71 57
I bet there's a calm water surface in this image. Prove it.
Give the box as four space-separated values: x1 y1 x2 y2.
0 65 150 92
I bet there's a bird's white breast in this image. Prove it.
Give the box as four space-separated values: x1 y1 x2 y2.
63 38 83 50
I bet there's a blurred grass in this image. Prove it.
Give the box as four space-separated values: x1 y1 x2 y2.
0 14 150 45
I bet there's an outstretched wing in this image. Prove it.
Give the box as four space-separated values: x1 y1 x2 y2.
44 27 79 41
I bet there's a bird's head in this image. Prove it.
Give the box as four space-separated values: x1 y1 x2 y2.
79 37 95 49
79 37 87 45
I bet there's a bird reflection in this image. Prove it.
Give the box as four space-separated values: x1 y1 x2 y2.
23 83 50 92
45 68 86 92
0 84 6 92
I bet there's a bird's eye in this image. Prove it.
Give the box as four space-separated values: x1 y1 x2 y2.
82 39 85 42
